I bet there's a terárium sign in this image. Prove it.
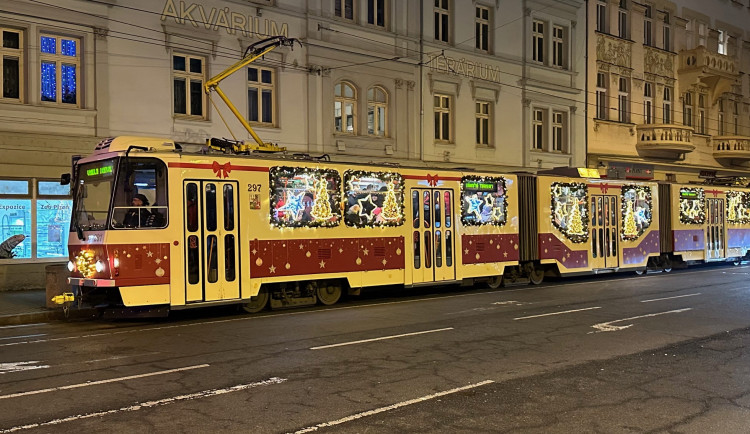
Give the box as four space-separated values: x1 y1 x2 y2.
161 0 288 38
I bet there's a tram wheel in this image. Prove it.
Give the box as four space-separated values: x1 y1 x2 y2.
733 259 742 266
487 275 503 289
634 269 646 276
529 268 544 285
317 281 342 306
242 288 269 313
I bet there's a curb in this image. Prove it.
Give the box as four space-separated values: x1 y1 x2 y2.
0 309 100 327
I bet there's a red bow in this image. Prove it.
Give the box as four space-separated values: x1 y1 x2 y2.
212 161 232 178
427 173 439 187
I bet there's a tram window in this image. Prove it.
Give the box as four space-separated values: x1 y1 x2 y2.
110 157 168 230
187 235 200 284
445 230 453 266
592 229 597 258
206 234 218 283
444 192 452 228
413 231 421 269
424 231 432 268
205 183 217 231
412 191 420 228
435 230 442 267
270 166 341 228
343 171 403 227
598 197 604 226
186 183 198 232
611 228 617 257
223 184 235 231
460 176 506 226
434 191 442 228
224 234 236 282
423 191 431 228
610 197 616 226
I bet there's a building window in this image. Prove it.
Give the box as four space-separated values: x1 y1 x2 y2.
533 108 544 150
552 111 565 152
335 0 354 20
596 0 607 33
532 20 544 63
1 28 22 101
335 81 357 134
367 86 387 136
644 82 654 124
0 179 72 261
662 13 671 51
367 0 385 27
475 101 491 146
663 86 672 124
618 0 628 39
698 94 706 134
40 34 80 105
683 92 693 127
434 0 450 43
434 94 452 142
643 5 652 46
718 99 725 135
247 66 275 125
718 30 728 55
733 101 739 134
596 72 607 120
475 6 490 52
172 53 205 117
697 22 706 47
618 77 629 123
552 26 565 68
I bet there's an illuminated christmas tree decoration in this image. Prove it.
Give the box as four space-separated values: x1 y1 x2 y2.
381 181 401 221
343 170 404 227
620 185 652 241
310 178 333 221
460 175 507 226
270 166 341 228
550 182 588 243
726 191 749 224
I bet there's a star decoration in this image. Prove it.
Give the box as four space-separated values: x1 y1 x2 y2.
146 251 153 257
276 190 306 220
357 194 377 222
319 260 326 268
465 194 483 219
269 265 276 273
465 249 469 255
363 248 369 256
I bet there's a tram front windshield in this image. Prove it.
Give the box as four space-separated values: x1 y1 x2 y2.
71 157 168 233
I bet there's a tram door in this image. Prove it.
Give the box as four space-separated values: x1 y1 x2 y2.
184 181 240 303
706 198 725 259
590 194 619 269
411 189 456 284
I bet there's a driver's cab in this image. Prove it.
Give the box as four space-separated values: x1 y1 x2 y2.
110 158 168 229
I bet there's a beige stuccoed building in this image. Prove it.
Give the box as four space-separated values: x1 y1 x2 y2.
0 0 586 290
587 0 750 182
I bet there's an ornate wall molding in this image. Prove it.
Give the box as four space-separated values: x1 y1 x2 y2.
597 34 632 68
644 46 675 78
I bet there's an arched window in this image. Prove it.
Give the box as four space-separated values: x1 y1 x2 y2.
334 81 356 134
367 86 388 136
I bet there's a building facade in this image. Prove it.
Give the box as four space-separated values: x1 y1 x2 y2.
0 0 585 290
587 0 750 182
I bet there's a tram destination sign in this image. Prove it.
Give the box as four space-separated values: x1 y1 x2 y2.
85 162 114 178
463 181 497 192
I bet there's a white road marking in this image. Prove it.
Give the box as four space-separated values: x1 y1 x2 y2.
310 327 453 350
514 306 602 320
589 308 693 333
492 300 527 306
292 380 494 433
0 324 47 330
640 293 701 303
0 364 209 400
0 377 286 433
0 362 49 375
0 334 45 341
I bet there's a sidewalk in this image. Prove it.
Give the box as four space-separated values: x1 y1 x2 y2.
0 289 65 326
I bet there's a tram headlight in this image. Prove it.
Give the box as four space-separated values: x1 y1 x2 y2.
67 261 75 272
95 260 106 273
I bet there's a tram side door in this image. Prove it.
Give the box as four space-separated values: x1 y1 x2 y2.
706 198 725 259
184 180 240 303
590 194 619 269
410 189 456 284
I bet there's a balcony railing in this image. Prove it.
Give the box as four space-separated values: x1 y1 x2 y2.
636 124 696 159
679 46 738 77
713 135 750 163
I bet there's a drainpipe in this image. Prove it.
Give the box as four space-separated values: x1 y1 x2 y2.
585 0 589 169
419 0 424 162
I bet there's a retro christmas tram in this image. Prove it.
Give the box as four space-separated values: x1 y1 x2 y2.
63 137 750 317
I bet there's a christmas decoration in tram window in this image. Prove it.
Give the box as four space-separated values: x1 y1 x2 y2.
270 166 341 228
343 171 404 227
620 185 653 241
551 182 589 243
679 187 705 225
460 175 507 226
726 190 750 224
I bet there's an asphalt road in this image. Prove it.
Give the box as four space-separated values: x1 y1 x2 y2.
1 264 750 433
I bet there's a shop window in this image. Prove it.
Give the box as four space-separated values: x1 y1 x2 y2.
344 171 403 227
270 166 341 228
460 176 507 226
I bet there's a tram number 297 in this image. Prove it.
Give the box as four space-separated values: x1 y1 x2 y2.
247 183 262 192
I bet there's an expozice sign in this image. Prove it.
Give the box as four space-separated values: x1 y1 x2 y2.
161 0 288 38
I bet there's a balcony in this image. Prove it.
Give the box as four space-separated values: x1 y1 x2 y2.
678 46 739 104
636 124 696 159
713 135 750 165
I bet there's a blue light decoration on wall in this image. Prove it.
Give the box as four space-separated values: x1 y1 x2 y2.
61 39 76 57
40 36 56 54
41 62 56 102
61 64 76 104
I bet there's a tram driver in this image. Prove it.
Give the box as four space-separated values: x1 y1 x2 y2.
123 194 152 228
